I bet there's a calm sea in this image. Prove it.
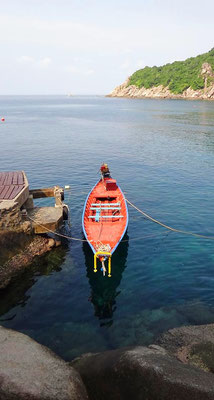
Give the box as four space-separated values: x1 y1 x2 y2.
0 95 214 360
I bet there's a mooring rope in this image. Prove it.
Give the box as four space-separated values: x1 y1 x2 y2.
125 198 214 240
27 215 166 243
27 197 214 243
27 216 88 242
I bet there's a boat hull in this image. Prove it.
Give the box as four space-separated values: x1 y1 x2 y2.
82 178 128 256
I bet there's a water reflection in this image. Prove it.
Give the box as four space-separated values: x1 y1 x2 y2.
0 246 67 319
83 235 129 326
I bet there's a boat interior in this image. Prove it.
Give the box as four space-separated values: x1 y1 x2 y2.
88 196 123 223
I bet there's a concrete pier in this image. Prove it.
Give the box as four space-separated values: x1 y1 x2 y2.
0 171 66 234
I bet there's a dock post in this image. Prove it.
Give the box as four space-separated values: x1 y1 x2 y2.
54 186 64 207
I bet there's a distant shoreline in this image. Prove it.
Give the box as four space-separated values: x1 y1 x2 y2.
108 80 214 101
107 95 214 101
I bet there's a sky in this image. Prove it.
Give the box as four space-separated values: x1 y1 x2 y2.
0 0 213 95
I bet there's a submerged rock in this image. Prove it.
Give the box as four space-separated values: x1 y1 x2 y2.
175 301 214 325
0 235 61 289
0 325 88 400
28 321 108 361
0 245 66 318
107 306 186 349
72 346 214 400
107 315 154 348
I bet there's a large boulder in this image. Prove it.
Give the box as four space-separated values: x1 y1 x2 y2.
72 345 214 400
0 325 88 400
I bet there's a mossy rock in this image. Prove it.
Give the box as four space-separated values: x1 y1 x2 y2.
189 342 214 373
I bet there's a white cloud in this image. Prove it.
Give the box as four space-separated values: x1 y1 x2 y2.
121 48 132 55
37 57 52 68
64 64 94 76
84 69 94 76
64 65 79 73
0 2 213 94
17 55 51 69
17 55 34 64
0 14 160 52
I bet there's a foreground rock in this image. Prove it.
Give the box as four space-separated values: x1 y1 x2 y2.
0 325 88 400
156 323 214 373
72 345 214 400
0 235 61 289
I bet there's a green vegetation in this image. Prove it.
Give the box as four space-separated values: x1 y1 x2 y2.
129 48 214 94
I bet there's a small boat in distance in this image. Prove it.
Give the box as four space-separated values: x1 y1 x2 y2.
82 164 128 277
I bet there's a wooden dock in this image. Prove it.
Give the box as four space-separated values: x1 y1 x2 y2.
0 171 66 235
0 171 29 206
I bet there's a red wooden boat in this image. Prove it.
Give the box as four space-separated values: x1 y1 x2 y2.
82 165 128 277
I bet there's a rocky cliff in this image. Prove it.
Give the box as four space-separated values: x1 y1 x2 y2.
109 62 214 100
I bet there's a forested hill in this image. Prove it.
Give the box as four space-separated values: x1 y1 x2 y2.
129 48 214 94
109 49 214 99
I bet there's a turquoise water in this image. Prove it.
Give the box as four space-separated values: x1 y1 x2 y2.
1 95 214 360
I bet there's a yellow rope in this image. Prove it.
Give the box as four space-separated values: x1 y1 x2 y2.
126 198 214 240
121 232 168 242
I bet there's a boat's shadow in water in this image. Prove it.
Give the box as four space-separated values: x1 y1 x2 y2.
83 234 129 326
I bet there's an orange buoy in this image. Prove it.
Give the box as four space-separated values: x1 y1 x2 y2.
1 117 5 122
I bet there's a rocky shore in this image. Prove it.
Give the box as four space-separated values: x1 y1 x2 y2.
1 323 214 399
0 233 61 289
156 323 214 373
1 237 214 399
108 78 214 100
72 323 214 399
1 223 214 398
1 241 214 399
